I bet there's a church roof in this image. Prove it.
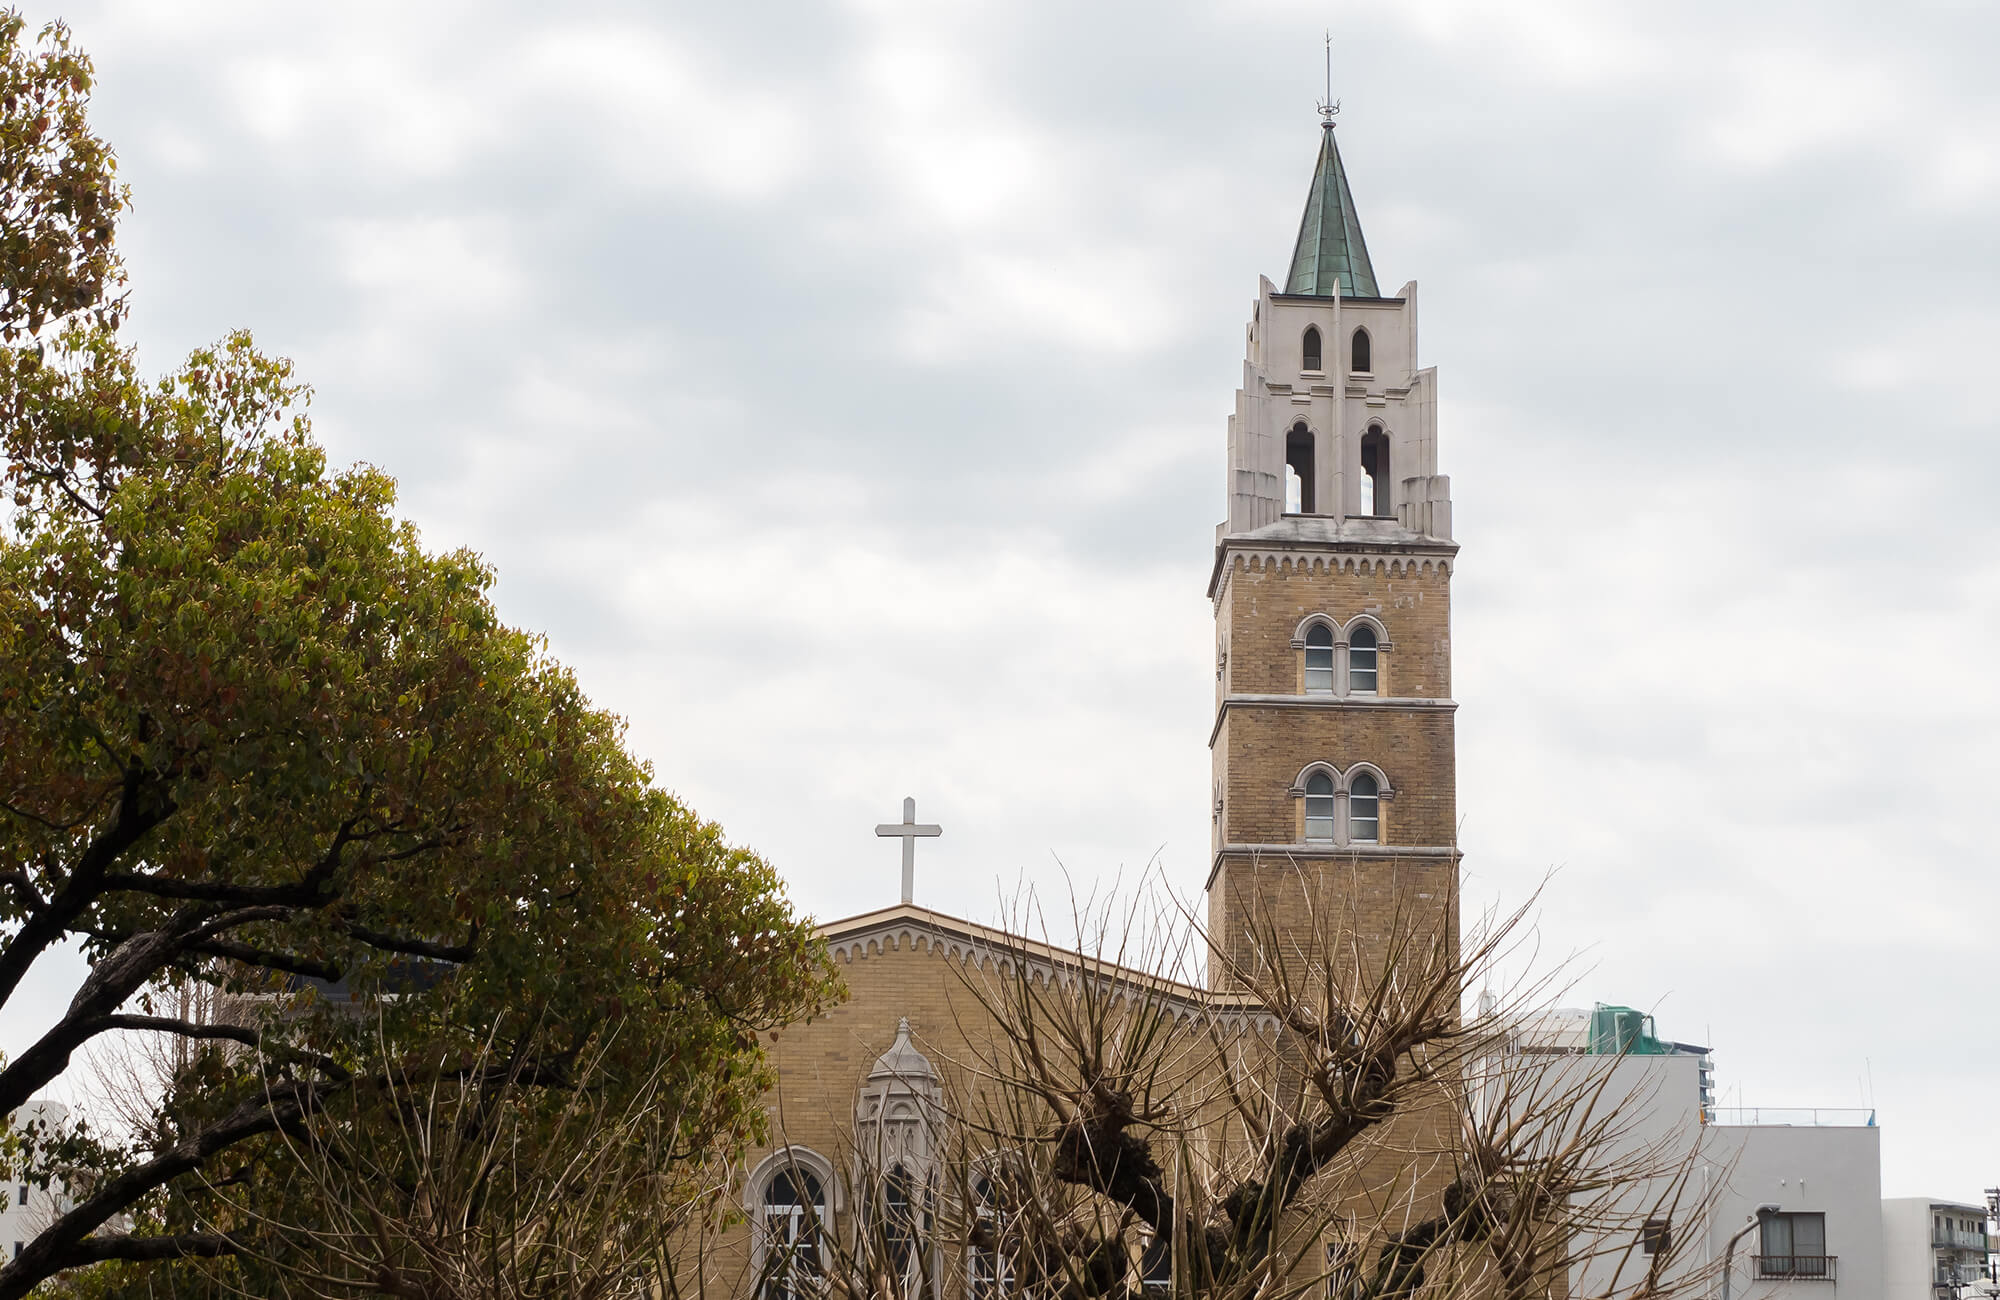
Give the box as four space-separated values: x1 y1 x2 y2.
1283 121 1379 299
813 904 1269 1023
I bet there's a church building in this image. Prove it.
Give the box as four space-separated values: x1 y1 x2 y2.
703 108 1463 1300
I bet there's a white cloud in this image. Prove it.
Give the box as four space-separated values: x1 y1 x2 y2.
33 0 2000 1208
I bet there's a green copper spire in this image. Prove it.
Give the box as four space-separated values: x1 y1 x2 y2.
1284 119 1379 298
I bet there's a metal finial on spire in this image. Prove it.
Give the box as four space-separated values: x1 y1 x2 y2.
1317 30 1340 128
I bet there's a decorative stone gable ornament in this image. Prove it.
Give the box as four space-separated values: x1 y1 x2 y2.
854 1018 942 1300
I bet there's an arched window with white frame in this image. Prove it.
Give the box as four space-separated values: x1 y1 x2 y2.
1347 624 1378 695
1302 324 1323 372
1348 772 1380 843
879 1164 924 1297
967 1166 1018 1300
1304 623 1335 694
759 1163 828 1300
1304 771 1337 843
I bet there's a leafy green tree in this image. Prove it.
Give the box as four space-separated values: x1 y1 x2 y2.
0 14 836 1296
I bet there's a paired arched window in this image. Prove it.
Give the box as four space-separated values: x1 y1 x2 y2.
760 1165 827 1300
1351 327 1371 373
1304 623 1335 694
1295 764 1390 847
1295 616 1389 696
1302 325 1323 372
1304 771 1337 843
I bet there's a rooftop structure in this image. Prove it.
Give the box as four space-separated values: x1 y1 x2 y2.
1283 116 1379 299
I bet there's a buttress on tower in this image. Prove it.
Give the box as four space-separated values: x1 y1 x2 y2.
1207 113 1459 975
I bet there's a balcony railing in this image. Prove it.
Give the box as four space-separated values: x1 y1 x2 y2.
1754 1255 1837 1280
1710 1107 1876 1127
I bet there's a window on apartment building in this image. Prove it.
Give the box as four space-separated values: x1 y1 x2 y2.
1641 1218 1672 1256
1305 623 1335 694
1757 1212 1829 1278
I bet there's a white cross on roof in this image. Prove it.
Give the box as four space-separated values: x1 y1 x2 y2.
874 796 941 905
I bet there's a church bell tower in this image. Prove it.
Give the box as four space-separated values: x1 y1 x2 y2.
1207 109 1459 975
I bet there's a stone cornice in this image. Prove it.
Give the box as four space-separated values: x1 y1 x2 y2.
1208 543 1456 601
1208 695 1457 747
1204 845 1462 891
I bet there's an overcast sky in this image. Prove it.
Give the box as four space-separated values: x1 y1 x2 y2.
13 0 1995 1199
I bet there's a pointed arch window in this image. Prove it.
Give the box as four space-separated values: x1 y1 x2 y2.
1347 625 1378 694
1285 422 1316 514
1304 772 1337 843
968 1169 1018 1300
880 1164 924 1297
761 1166 827 1300
1302 325 1323 372
1360 426 1391 518
1304 624 1335 694
1351 327 1371 373
1348 773 1380 843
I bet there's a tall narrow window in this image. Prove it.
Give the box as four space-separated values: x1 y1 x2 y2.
1285 423 1316 514
1302 325 1323 372
1349 773 1379 843
1348 626 1378 694
1360 427 1391 518
1139 1232 1172 1293
1325 1239 1357 1299
883 1165 922 1296
1351 327 1371 373
1304 624 1335 694
969 1174 1016 1300
1304 772 1336 843
761 1167 825 1300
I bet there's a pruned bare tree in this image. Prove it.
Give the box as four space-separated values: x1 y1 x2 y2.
719 869 1726 1300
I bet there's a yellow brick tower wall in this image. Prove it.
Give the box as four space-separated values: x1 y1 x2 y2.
1206 549 1460 978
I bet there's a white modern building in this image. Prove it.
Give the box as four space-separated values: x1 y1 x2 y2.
0 1101 71 1264
1883 1197 1994 1298
1489 1004 1883 1299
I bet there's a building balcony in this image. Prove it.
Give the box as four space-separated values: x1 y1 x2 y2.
1754 1255 1837 1281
